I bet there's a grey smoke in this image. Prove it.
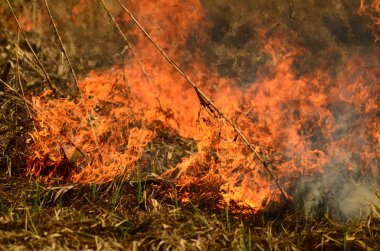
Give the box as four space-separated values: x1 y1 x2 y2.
295 163 379 220
339 182 379 219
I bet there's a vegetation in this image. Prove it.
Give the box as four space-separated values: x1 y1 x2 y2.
0 174 379 250
0 1 379 250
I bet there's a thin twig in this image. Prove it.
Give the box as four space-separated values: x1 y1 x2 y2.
99 0 168 127
98 0 149 83
16 29 34 121
286 0 295 19
114 0 288 203
43 0 78 87
14 45 45 78
6 0 62 95
43 0 101 157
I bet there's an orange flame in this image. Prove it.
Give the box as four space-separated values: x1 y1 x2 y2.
27 0 379 210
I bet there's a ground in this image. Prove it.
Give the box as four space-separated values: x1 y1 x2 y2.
0 1 379 250
0 174 379 250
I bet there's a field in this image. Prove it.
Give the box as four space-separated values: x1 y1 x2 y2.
1 0 379 250
0 174 379 250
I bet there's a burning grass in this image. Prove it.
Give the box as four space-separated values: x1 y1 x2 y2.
0 0 380 250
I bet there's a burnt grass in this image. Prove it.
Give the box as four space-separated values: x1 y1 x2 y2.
0 2 379 250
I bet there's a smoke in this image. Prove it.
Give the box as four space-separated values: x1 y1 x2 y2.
293 97 379 220
295 166 379 219
3 0 377 216
201 0 379 219
339 182 379 219
201 0 376 84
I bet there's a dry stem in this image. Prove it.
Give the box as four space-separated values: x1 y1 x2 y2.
114 0 288 203
98 0 167 119
5 0 62 96
43 0 101 157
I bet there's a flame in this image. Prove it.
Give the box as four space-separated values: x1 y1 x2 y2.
358 0 380 41
28 70 156 182
26 0 379 210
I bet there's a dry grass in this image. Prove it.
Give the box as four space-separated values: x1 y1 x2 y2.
0 2 379 250
0 174 379 250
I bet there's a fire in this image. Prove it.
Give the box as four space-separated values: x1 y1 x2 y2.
358 0 380 41
26 0 379 211
28 72 156 182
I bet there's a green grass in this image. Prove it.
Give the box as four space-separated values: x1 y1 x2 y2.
24 203 38 235
136 166 143 204
91 183 97 200
32 181 40 213
111 180 123 209
226 203 231 234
